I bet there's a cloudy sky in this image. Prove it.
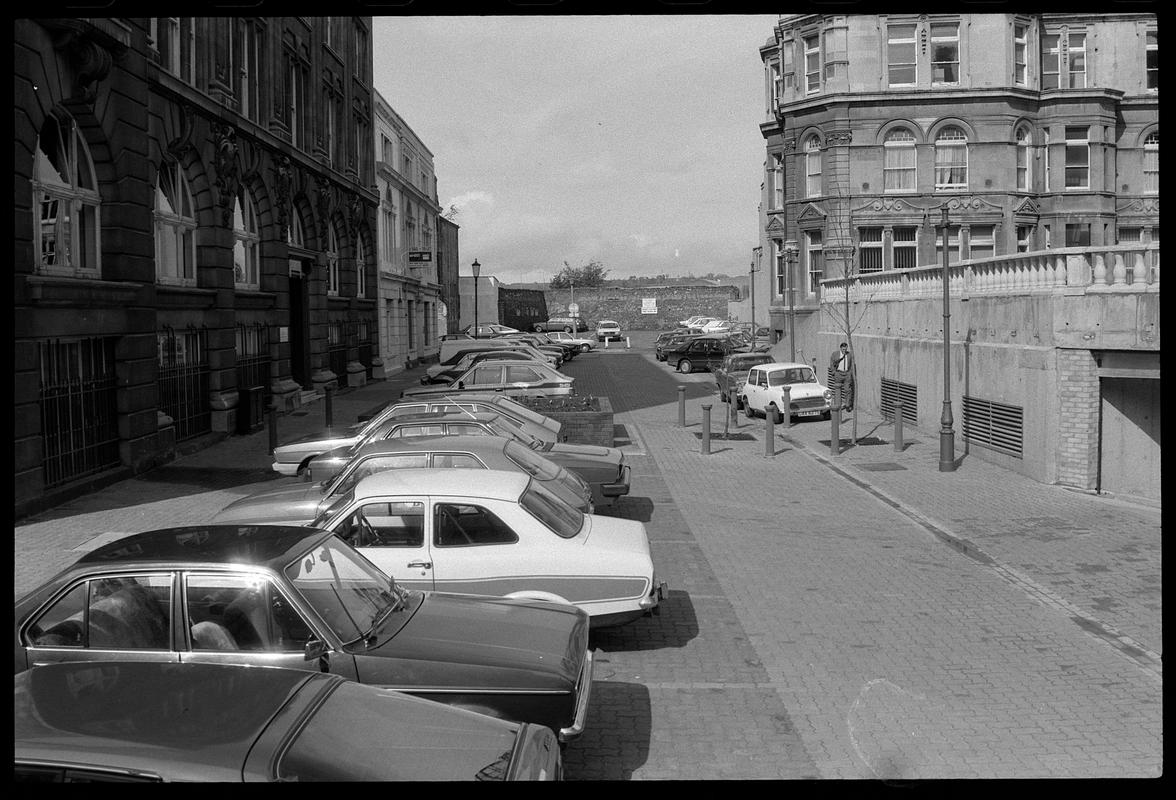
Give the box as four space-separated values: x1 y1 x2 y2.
373 15 780 285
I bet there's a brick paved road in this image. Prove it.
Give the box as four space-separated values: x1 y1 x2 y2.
14 337 1161 780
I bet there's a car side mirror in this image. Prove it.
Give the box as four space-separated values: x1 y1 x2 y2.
457 381 465 389
304 637 331 663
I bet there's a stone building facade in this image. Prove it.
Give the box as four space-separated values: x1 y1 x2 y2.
374 90 443 372
15 17 379 517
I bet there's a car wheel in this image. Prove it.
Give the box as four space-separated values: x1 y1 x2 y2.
769 404 784 425
741 398 756 418
534 324 543 332
564 326 573 333
678 359 693 373
580 343 590 353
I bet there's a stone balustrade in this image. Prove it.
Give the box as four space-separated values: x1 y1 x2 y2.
822 244 1160 304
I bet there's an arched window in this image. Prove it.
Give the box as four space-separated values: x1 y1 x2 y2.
232 188 259 289
934 126 968 190
154 161 196 285
1015 126 1032 192
355 236 367 298
804 136 822 198
1143 131 1158 194
326 220 341 296
883 128 916 192
33 111 101 276
288 209 305 248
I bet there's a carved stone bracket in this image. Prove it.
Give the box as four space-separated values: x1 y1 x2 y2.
825 130 853 146
43 20 124 104
782 137 797 153
211 121 240 228
273 155 293 239
165 104 195 161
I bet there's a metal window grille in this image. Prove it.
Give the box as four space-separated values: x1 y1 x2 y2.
235 323 271 402
880 378 917 424
157 325 210 442
328 320 350 386
963 395 1023 458
38 337 121 487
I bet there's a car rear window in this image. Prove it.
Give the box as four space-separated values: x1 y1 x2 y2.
768 367 816 386
503 440 560 480
519 481 584 539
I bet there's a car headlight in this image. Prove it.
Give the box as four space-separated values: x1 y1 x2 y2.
823 389 833 401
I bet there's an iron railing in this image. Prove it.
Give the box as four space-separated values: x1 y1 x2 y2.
158 325 210 441
38 336 121 487
235 322 271 402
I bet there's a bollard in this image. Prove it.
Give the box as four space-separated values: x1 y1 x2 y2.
701 404 712 454
893 400 904 452
830 386 841 455
729 395 739 428
604 337 609 349
267 407 278 455
677 386 686 427
780 386 792 431
324 383 334 430
626 336 631 349
764 408 775 457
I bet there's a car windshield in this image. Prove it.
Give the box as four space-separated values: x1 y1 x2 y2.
283 534 405 644
768 368 817 386
503 440 560 480
518 480 584 539
599 320 617 326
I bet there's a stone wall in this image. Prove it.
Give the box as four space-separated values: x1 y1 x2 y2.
521 396 615 447
544 285 739 331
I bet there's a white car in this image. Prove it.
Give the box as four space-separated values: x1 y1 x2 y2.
700 320 733 333
544 330 595 352
595 320 622 342
739 362 833 423
312 469 668 628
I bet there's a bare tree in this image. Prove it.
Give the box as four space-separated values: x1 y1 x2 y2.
820 188 869 443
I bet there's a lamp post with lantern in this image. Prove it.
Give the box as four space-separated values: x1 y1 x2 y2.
782 239 799 362
937 208 957 472
471 259 481 337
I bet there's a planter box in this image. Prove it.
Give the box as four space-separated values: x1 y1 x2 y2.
521 396 614 447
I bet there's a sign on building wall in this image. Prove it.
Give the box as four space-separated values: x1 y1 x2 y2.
642 298 658 314
408 251 432 264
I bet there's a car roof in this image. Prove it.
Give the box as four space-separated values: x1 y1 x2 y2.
73 525 332 568
756 362 814 371
15 661 325 775
384 411 504 425
353 467 529 500
462 360 562 370
350 434 511 459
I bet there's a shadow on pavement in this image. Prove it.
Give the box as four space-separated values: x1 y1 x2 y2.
599 495 654 523
589 590 699 651
561 681 650 780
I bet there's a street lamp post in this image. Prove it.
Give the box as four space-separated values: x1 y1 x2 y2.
783 239 799 362
937 208 957 472
749 248 759 349
471 259 481 337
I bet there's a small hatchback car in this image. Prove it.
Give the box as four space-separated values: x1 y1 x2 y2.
595 320 622 342
739 362 833 422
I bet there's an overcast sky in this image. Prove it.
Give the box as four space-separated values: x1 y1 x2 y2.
372 15 780 285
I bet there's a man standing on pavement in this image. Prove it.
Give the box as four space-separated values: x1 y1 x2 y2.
829 342 854 411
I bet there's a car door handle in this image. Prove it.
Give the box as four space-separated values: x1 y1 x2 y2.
407 561 432 569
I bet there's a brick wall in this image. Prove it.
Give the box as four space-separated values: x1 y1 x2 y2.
523 396 615 447
1054 348 1099 490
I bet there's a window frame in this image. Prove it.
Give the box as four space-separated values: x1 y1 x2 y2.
1064 125 1090 190
1014 23 1029 85
1143 131 1158 194
893 226 919 269
154 160 197 286
803 34 821 94
930 21 961 85
33 111 102 278
1067 32 1087 89
1015 126 1033 192
883 128 917 193
804 229 823 296
326 220 341 296
232 187 260 290
858 227 884 274
804 135 822 198
1146 30 1158 90
887 23 918 87
934 126 969 191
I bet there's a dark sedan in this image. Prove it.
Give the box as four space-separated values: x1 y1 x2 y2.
14 525 594 744
15 661 562 781
714 352 776 403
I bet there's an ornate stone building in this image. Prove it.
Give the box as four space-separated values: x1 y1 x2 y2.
14 17 379 517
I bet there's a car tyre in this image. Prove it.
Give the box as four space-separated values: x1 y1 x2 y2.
534 324 543 332
769 404 784 425
580 343 590 353
678 359 693 373
742 398 756 418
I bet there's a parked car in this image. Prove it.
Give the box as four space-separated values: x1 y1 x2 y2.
400 360 575 401
438 336 530 365
215 435 596 525
492 332 574 363
533 316 588 333
544 330 595 352
357 394 562 440
15 661 563 781
700 319 733 333
424 349 544 385
655 329 703 361
462 323 519 338
313 470 667 628
273 399 563 478
521 332 581 360
739 362 833 422
595 320 622 342
714 352 776 404
14 525 594 743
677 315 717 328
305 411 631 508
662 333 740 373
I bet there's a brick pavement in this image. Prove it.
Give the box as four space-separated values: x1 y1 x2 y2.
13 337 1162 779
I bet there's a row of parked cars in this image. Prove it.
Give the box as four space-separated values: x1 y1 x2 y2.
655 318 835 422
15 357 658 780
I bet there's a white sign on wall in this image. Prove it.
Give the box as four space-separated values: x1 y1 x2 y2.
641 298 658 314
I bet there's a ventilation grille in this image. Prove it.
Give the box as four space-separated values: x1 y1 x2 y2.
880 378 917 423
962 395 1024 458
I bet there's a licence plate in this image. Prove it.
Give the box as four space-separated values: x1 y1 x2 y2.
798 410 820 417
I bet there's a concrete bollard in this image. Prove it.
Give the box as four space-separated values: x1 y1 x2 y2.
701 404 712 454
830 386 841 456
604 337 609 348
893 401 904 452
267 407 278 455
729 395 739 428
625 336 631 349
781 386 792 431
764 409 775 457
677 386 686 427
324 384 334 430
